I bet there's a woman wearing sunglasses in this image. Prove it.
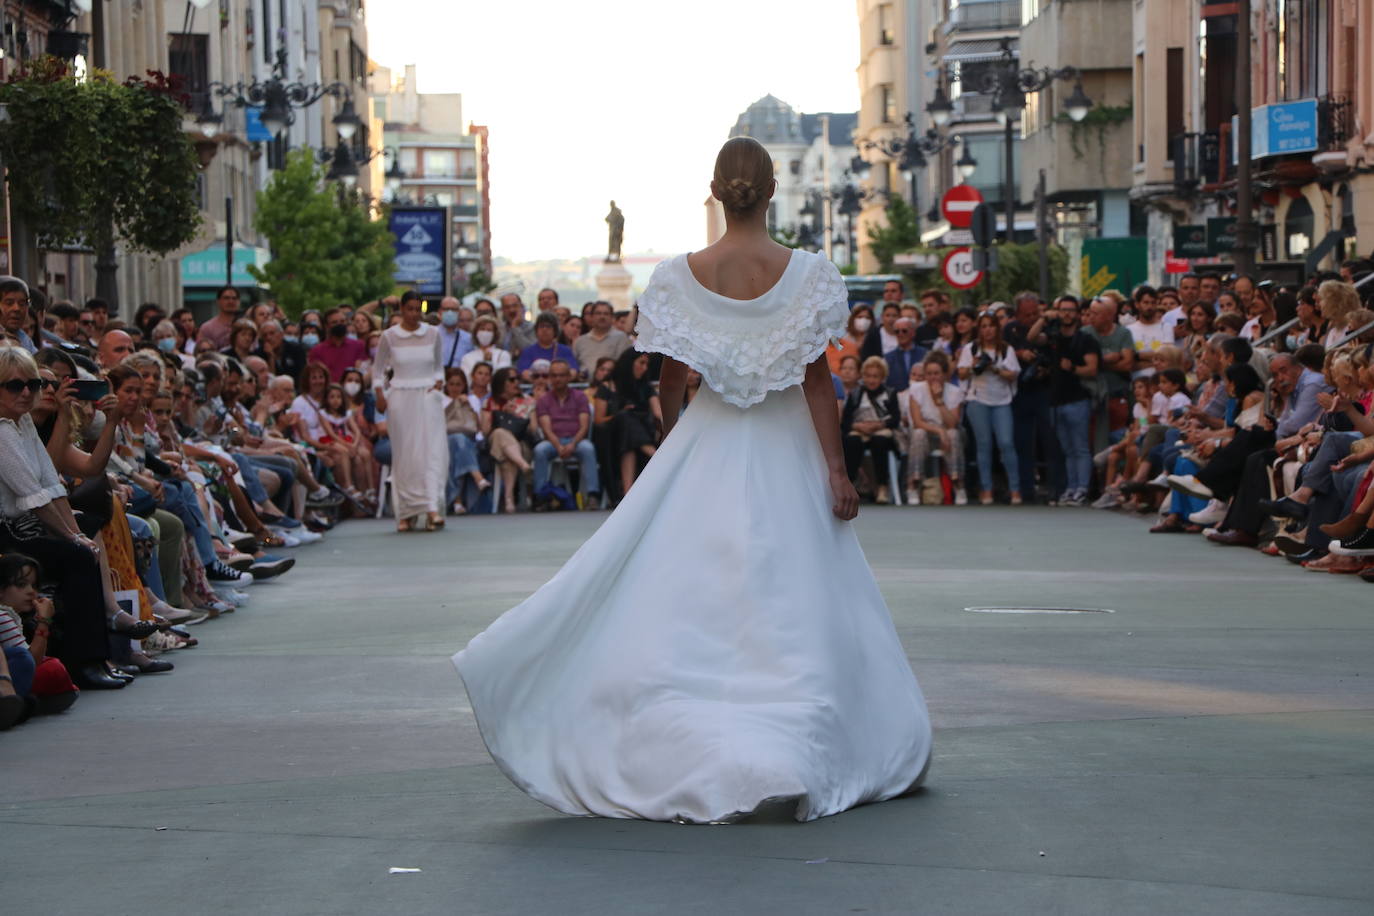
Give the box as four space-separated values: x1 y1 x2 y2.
0 346 156 690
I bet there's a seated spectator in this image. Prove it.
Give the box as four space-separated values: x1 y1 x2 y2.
533 359 599 510
0 553 79 723
256 319 307 384
836 354 861 401
0 346 154 690
1317 280 1360 349
460 315 512 378
841 355 901 504
49 300 83 344
827 305 871 374
152 319 195 369
481 367 536 514
905 353 965 506
572 301 631 377
594 349 661 502
309 307 368 382
469 361 494 408
442 368 490 514
292 362 366 505
518 313 578 380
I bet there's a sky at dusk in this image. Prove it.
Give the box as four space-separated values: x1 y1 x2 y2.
367 0 860 261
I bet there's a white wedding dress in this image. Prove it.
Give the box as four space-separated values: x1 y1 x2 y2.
452 248 931 823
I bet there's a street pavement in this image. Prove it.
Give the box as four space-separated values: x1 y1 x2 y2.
2 508 1371 915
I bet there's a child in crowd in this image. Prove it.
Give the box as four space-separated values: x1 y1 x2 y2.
1097 376 1157 507
0 554 79 726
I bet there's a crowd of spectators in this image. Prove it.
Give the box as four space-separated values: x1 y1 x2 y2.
4 255 1371 729
830 260 1374 585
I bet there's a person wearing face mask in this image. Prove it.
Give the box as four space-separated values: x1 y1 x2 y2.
827 305 869 373
459 315 512 379
151 319 195 370
437 296 474 370
300 324 322 351
308 307 368 382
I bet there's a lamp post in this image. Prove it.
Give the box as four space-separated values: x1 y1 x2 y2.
853 112 967 235
928 37 1093 244
198 46 362 162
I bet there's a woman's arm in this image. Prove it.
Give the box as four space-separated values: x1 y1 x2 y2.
658 357 688 439
803 356 858 521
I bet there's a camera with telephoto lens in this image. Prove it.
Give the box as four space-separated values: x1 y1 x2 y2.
972 353 994 375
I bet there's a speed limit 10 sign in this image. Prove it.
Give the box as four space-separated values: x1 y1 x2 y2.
941 247 984 289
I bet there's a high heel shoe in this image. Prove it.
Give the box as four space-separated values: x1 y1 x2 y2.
427 512 445 530
396 518 414 533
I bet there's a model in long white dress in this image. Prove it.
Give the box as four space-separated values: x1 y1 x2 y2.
372 323 449 522
453 249 931 823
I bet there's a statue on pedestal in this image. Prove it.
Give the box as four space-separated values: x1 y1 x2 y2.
605 200 624 263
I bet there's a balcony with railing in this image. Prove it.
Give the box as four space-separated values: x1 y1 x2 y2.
944 0 1021 34
1171 129 1226 191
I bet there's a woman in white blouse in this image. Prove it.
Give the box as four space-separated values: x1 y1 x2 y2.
957 313 1022 505
373 292 450 531
0 346 156 690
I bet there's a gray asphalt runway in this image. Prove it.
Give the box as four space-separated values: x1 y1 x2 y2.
3 508 1371 915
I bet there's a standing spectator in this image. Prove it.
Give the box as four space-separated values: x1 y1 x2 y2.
1128 286 1171 375
826 305 871 373
49 301 82 344
1198 273 1222 313
905 354 965 506
437 296 474 370
883 317 927 390
196 286 242 351
518 313 578 379
308 307 368 382
224 319 259 364
96 329 135 370
595 349 661 500
85 297 111 338
1004 291 1057 501
572 301 631 376
533 359 599 508
460 315 512 377
1046 295 1101 506
861 300 901 359
500 293 537 357
1083 295 1134 450
372 292 448 531
841 355 901 503
958 313 1022 505
1180 303 1215 369
914 290 949 349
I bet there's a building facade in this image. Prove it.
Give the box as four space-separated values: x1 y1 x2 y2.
728 95 857 264
371 63 491 285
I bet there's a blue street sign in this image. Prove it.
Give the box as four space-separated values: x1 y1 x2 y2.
244 106 274 143
389 207 449 296
1231 98 1318 162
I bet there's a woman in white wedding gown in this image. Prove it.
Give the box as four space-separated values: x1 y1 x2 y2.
453 137 931 823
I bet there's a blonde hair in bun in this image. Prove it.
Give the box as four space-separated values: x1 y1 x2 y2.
713 137 774 215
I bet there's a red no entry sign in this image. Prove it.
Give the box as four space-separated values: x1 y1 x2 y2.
942 247 984 289
941 185 984 229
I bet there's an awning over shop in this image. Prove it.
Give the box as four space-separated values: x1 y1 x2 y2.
180 243 271 289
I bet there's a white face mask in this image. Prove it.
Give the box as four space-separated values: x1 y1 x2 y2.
343 381 362 397
476 330 495 346
853 317 872 333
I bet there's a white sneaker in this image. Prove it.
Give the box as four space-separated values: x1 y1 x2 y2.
905 489 922 506
1167 474 1214 500
289 528 323 544
954 487 968 506
1092 489 1121 509
1189 499 1228 526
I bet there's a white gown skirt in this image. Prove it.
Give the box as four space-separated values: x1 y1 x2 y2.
387 386 448 518
452 383 931 823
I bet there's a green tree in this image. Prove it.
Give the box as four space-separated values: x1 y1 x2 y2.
865 196 922 272
460 268 498 298
250 149 396 316
0 58 202 296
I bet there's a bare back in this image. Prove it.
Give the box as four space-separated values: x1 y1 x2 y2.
685 239 794 301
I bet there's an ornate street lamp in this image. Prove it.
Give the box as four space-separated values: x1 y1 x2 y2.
199 47 362 160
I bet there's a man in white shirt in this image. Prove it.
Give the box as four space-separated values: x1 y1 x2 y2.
437 297 473 370
1128 286 1171 377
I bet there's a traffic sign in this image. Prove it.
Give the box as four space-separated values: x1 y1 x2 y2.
942 247 984 289
941 185 984 229
969 202 997 248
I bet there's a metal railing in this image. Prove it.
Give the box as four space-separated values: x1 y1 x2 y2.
1171 130 1224 189
945 0 1021 33
1317 94 1352 151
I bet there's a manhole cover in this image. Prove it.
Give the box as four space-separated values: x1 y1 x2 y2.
963 606 1114 615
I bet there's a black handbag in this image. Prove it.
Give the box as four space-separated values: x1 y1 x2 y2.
492 410 530 441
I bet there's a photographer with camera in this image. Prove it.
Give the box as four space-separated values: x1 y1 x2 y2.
1003 292 1058 502
958 313 1022 505
1045 296 1102 506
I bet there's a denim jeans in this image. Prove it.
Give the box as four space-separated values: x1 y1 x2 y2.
1053 398 1093 495
447 433 481 505
235 453 296 510
1011 385 1059 498
533 437 599 495
4 644 34 696
965 401 1019 495
161 479 215 565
